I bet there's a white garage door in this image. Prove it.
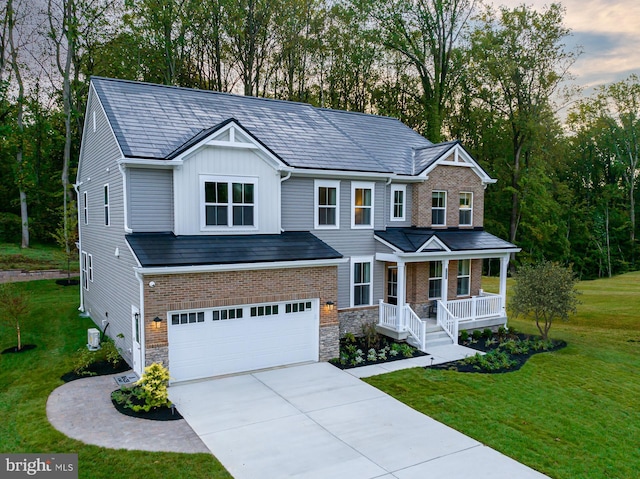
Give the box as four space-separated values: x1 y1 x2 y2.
168 299 319 382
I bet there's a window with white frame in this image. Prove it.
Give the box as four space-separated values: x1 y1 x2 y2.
457 259 471 296
82 191 88 225
390 185 406 221
351 182 374 228
315 180 339 228
202 176 256 229
351 258 373 306
81 251 92 290
428 261 443 299
432 191 446 226
459 192 473 226
104 184 110 226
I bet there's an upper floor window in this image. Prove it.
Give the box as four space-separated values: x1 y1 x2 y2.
201 176 256 229
390 185 406 221
351 257 373 307
82 191 88 225
315 180 339 229
432 191 446 226
429 261 442 299
457 259 471 296
352 181 374 228
103 185 110 226
459 192 473 226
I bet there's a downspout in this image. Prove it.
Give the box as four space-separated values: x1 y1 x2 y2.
385 177 392 228
73 181 84 312
279 171 292 232
118 162 133 233
134 269 146 369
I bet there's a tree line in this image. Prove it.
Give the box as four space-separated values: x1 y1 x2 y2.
1 0 638 279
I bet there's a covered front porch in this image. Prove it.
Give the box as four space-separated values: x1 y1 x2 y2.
374 228 519 352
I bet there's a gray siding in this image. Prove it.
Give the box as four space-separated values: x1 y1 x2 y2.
128 168 174 232
77 87 141 367
386 183 413 228
282 176 385 309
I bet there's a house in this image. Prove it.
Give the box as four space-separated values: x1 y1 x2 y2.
76 77 519 382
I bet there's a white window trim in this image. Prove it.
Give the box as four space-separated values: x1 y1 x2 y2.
200 175 258 232
390 184 406 222
457 259 471 297
350 256 374 307
83 191 88 225
351 181 375 229
432 190 447 227
81 251 89 290
428 261 443 300
314 179 340 229
459 191 473 227
88 254 93 282
103 184 110 226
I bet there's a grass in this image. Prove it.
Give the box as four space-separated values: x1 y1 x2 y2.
366 272 640 479
0 242 79 271
0 280 230 479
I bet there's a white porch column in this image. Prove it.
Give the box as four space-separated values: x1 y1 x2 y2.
397 260 406 329
441 259 449 306
499 254 509 315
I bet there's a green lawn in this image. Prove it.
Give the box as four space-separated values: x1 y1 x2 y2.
0 243 79 271
0 280 230 479
367 272 640 479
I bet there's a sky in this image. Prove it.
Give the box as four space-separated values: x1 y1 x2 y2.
514 0 640 90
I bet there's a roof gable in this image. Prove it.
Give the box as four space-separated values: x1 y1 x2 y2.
414 141 495 184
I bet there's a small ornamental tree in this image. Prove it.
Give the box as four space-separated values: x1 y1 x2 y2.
0 283 32 351
511 261 580 340
131 362 172 412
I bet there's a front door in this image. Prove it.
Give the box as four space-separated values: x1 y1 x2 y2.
131 306 143 376
387 266 398 305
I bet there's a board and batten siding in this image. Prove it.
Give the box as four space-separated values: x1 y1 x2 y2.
76 87 141 367
173 146 280 235
128 168 174 232
282 176 385 308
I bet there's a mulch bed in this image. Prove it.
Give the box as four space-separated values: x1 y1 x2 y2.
111 389 183 421
330 336 427 370
1 344 37 354
56 278 80 286
60 360 131 382
428 333 567 374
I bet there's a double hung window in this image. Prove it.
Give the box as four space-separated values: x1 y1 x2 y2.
457 259 471 296
352 182 374 228
352 258 372 306
432 191 446 226
459 192 473 226
315 180 339 228
390 185 406 221
428 262 443 299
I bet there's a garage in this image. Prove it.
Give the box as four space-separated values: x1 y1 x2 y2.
168 299 319 382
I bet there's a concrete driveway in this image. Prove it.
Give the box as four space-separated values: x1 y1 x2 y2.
169 362 548 479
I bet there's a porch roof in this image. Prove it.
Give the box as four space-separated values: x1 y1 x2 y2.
126 231 342 267
374 227 518 253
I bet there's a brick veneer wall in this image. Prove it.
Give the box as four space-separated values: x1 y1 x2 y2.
143 266 339 368
412 164 485 228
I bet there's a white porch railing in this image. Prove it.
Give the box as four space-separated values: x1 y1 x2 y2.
378 300 427 351
436 301 458 342
404 306 426 352
445 292 502 322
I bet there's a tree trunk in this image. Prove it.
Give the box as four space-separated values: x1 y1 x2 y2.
7 0 29 248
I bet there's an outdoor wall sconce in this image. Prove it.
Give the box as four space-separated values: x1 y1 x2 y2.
153 316 163 329
134 312 139 321
325 301 335 311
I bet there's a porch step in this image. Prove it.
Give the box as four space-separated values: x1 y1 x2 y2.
426 329 455 348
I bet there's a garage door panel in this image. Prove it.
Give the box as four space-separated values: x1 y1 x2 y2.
168 300 319 382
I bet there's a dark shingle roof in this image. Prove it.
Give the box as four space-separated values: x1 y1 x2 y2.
91 77 434 174
375 228 518 253
126 231 343 268
413 141 458 175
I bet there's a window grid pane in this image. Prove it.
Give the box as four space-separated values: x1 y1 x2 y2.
354 187 372 226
